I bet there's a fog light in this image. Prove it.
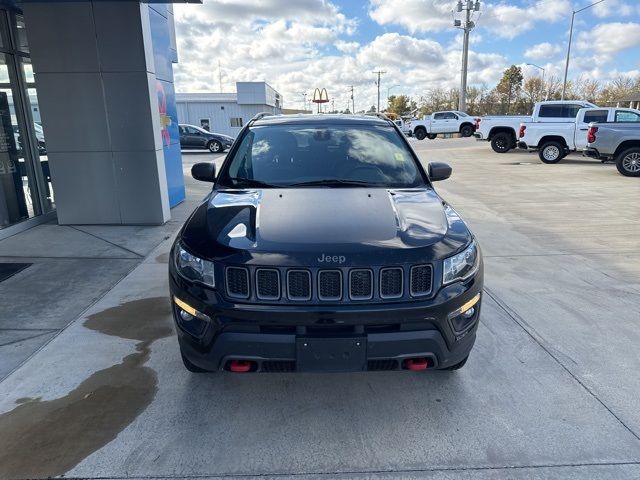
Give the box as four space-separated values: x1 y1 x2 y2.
173 296 211 337
448 293 481 335
461 306 475 319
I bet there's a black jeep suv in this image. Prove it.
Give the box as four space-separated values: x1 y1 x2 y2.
169 114 483 373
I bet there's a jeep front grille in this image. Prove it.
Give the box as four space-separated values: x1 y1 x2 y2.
226 266 249 298
380 267 403 299
287 270 312 300
349 269 373 300
318 270 342 301
256 268 280 300
410 265 433 296
223 264 433 303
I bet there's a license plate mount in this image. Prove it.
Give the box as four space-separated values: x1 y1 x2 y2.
296 337 366 372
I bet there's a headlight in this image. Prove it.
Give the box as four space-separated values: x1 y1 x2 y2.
175 243 215 288
443 241 479 285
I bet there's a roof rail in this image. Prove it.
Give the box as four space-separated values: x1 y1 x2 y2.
364 111 394 124
248 112 277 126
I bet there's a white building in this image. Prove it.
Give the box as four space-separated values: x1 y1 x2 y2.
176 82 283 137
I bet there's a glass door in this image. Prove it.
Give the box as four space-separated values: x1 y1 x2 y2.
0 51 40 227
0 9 52 231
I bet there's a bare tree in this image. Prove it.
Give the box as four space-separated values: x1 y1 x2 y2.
523 77 545 109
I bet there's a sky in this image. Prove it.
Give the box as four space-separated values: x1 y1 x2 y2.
172 0 640 112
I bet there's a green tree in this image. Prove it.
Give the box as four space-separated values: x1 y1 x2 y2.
386 95 417 116
495 65 523 114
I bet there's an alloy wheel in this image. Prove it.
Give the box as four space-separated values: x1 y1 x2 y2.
622 152 640 173
543 146 560 161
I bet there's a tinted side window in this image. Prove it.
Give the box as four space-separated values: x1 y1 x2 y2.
433 113 445 120
615 111 640 122
584 110 608 123
563 104 583 118
538 105 564 118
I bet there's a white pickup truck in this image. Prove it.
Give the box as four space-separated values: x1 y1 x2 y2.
518 107 640 163
393 118 413 136
411 111 476 140
474 100 597 153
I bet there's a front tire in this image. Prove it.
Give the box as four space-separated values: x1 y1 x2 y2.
207 140 222 153
460 124 473 137
414 128 427 140
538 141 564 164
490 132 513 153
616 148 640 177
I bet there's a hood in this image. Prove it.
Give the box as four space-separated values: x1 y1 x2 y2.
181 188 471 266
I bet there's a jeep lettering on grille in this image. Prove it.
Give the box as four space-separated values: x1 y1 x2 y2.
317 254 346 264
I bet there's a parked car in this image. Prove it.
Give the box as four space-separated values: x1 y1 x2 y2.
474 100 597 153
169 113 483 374
179 124 234 153
411 111 476 140
584 122 640 177
517 107 640 163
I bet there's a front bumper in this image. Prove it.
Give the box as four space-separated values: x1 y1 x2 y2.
169 266 483 373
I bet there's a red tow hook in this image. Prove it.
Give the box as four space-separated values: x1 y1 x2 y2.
228 360 253 373
405 358 429 371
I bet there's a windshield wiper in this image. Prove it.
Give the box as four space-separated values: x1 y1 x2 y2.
226 177 281 188
289 179 383 188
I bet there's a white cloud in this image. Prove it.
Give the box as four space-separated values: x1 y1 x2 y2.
368 0 453 33
369 0 571 39
357 33 444 68
335 40 360 54
575 22 640 55
524 42 562 60
592 0 639 18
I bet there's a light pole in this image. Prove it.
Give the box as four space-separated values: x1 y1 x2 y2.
526 63 546 100
561 0 605 99
387 84 400 108
349 85 355 114
454 0 480 112
300 92 308 111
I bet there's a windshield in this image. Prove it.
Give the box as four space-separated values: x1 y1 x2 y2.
218 123 425 188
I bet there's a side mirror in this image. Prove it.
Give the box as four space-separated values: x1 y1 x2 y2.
191 162 216 182
428 162 452 182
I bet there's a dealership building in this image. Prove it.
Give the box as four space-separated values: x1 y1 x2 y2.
176 82 283 137
0 0 195 240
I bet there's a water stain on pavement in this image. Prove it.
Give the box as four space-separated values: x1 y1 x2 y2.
0 297 173 480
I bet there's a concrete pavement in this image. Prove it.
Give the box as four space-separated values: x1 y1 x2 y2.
0 139 639 479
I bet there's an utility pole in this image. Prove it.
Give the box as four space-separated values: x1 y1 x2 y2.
561 0 605 99
218 61 223 92
454 0 480 112
300 92 307 111
349 85 355 113
372 71 386 112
